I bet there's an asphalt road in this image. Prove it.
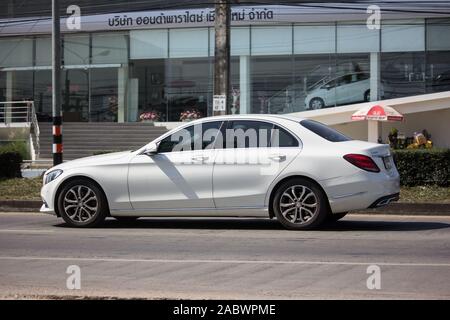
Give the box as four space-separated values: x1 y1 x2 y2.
0 212 449 299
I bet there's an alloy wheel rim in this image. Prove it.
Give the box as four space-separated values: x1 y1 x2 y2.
311 100 322 109
63 185 98 223
279 185 318 224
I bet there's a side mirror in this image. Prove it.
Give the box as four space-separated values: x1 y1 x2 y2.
143 142 158 156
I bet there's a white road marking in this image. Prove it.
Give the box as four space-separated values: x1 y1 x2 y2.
0 256 449 267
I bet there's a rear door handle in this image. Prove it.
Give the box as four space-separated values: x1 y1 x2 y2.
268 154 286 162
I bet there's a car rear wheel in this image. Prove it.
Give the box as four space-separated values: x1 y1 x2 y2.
273 178 329 230
309 97 325 110
57 178 108 228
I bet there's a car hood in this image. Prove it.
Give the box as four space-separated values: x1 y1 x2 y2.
47 151 133 172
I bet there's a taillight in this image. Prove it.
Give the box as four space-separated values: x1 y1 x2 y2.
343 153 380 173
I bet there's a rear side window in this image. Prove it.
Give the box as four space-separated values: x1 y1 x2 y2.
272 126 299 147
300 119 352 142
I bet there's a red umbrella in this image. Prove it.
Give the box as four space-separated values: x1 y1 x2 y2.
351 104 404 121
351 104 404 143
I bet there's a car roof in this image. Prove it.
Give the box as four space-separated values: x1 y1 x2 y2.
196 114 305 123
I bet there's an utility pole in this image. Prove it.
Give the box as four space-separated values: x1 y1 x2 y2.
52 0 63 165
213 0 230 116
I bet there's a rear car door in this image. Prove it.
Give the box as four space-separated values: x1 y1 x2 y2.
212 120 301 209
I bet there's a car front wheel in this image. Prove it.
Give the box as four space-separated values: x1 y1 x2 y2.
273 178 329 230
57 178 108 228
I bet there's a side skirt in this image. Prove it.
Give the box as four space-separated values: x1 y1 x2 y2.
110 207 269 218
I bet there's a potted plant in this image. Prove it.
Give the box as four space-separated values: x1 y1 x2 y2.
179 109 202 122
139 110 161 124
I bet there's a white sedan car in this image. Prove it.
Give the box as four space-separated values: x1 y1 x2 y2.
305 73 370 109
41 115 400 230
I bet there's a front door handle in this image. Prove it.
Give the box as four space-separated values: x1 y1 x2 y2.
191 156 209 162
268 154 286 162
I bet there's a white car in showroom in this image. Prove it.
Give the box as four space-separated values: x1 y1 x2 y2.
305 72 371 109
41 115 400 230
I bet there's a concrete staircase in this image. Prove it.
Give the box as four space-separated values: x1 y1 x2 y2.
38 122 168 161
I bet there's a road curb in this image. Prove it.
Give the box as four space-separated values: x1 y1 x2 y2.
0 200 41 212
354 203 450 216
0 200 449 215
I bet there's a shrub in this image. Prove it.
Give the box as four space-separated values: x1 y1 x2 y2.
0 141 29 160
0 152 23 178
393 149 450 187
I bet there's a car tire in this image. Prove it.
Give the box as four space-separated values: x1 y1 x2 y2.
57 178 108 228
326 212 348 223
309 97 325 110
273 178 329 230
364 90 370 102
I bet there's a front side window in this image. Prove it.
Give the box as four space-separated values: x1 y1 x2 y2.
158 121 223 153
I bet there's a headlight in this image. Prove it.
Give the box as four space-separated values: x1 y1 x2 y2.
44 169 63 185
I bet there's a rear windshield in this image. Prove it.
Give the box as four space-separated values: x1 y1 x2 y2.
300 119 352 142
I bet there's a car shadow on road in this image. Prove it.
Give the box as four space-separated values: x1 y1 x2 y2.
319 219 450 232
55 217 450 232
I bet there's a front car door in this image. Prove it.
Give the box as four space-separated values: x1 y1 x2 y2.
212 120 301 209
128 120 224 210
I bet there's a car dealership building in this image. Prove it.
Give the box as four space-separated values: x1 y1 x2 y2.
1 1 450 157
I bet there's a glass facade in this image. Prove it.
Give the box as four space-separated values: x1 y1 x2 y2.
1 18 450 122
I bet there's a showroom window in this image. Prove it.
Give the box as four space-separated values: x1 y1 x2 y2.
251 26 293 56
0 38 33 67
294 24 335 55
337 22 379 54
251 55 294 114
130 29 168 59
34 70 52 121
381 20 425 52
381 52 426 99
90 68 119 122
92 32 128 64
169 28 209 58
165 57 212 121
35 37 52 66
63 35 90 65
426 19 450 94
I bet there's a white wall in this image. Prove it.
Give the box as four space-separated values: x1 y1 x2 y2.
332 108 450 148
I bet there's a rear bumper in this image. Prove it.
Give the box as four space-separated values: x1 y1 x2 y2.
368 193 400 208
322 170 400 213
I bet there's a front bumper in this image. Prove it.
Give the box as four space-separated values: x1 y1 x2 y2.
40 180 57 215
40 203 56 215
